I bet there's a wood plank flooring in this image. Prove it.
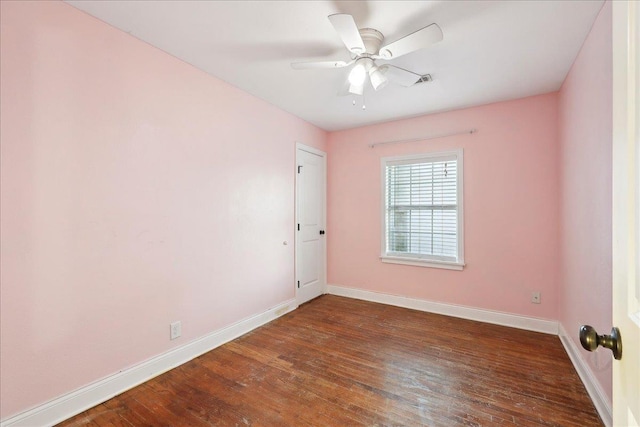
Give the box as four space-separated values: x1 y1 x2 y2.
58 295 603 426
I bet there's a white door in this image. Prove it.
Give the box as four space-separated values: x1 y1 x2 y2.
612 2 640 425
296 144 326 304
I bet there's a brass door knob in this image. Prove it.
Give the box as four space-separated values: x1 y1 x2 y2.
579 325 623 360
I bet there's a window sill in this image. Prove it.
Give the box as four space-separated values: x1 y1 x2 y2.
380 256 465 271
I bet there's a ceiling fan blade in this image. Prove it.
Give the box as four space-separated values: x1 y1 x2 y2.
380 65 421 87
291 60 351 70
328 13 366 55
378 23 443 59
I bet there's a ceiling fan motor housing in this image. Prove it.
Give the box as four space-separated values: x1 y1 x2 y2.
358 28 384 55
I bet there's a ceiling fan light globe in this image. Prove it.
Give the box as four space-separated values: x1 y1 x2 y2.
348 82 364 95
372 76 389 91
369 67 389 91
348 64 367 85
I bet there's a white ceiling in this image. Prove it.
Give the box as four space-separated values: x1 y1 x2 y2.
66 0 604 131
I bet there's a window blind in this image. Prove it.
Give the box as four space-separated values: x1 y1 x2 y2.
385 155 458 262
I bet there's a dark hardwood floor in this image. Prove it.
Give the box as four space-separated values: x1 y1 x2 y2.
58 295 603 426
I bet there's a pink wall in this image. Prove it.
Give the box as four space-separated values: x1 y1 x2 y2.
327 93 560 319
558 1 612 402
0 1 325 419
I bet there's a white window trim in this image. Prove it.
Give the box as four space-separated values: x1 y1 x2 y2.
380 149 465 270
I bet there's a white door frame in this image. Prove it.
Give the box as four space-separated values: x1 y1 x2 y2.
295 143 327 304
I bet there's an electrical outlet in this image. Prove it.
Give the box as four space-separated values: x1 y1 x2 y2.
531 291 541 304
170 321 181 340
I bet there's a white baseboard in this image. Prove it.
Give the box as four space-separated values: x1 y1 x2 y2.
326 284 558 334
0 299 298 427
558 324 612 427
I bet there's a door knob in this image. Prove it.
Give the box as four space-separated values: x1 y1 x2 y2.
579 325 622 360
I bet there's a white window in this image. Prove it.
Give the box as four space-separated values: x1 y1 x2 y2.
381 149 464 270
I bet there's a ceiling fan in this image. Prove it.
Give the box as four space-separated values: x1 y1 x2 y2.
291 14 443 95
